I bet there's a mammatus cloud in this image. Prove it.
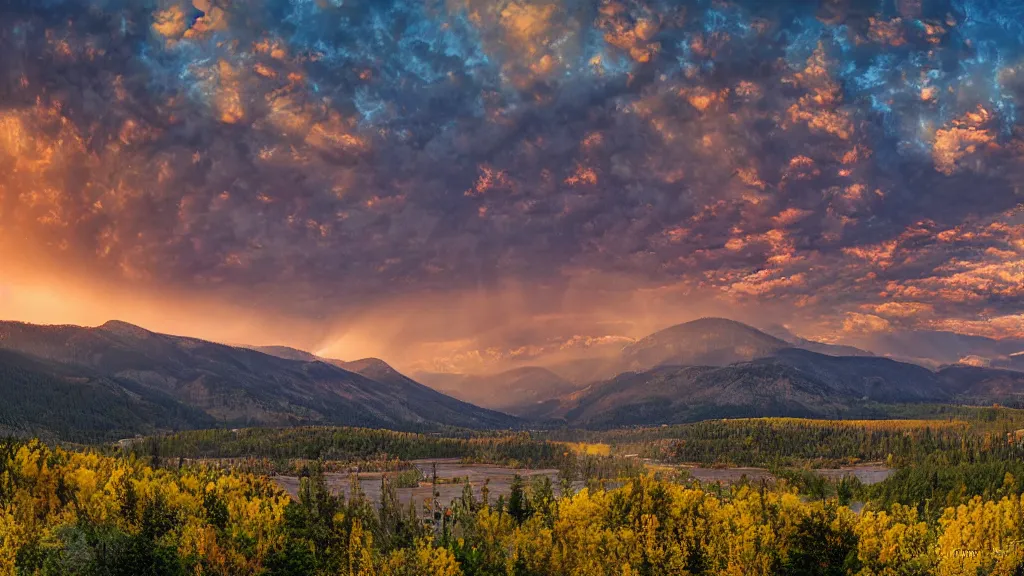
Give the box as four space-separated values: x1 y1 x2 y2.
0 0 1022 369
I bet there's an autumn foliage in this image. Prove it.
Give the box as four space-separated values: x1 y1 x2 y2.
1 439 1023 575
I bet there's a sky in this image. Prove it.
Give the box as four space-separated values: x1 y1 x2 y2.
0 0 1022 372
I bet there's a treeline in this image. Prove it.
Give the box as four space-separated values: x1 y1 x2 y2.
2 440 1024 575
545 405 1024 442
155 455 421 477
126 427 569 469
656 419 1009 468
865 459 1024 519
543 415 1024 468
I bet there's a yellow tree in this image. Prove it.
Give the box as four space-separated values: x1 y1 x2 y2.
936 495 1024 576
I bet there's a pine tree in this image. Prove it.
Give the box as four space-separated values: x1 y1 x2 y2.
507 474 530 524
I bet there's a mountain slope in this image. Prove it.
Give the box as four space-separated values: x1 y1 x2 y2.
850 330 1024 369
758 323 875 357
783 339 874 358
416 367 585 416
0 321 517 438
244 349 527 421
0 348 215 441
543 357 624 386
748 348 944 403
938 365 1024 404
994 353 1024 373
539 348 953 428
555 364 848 427
335 358 408 382
247 345 321 363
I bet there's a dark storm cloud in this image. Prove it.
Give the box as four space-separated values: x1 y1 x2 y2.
0 0 1021 335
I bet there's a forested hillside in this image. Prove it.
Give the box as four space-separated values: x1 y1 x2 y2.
0 320 517 437
0 349 215 441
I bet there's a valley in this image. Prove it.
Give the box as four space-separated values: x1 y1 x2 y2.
2 316 1023 574
272 459 565 510
269 459 895 513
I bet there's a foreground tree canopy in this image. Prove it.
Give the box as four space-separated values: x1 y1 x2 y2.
0 440 1022 576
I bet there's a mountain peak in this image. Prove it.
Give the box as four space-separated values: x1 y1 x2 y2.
678 317 775 332
621 317 788 369
636 317 787 347
97 320 152 339
340 358 396 375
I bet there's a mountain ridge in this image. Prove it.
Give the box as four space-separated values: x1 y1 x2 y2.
3 317 1022 436
525 322 1024 428
0 320 518 439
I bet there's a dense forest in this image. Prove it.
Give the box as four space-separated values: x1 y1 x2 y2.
0 350 213 442
126 427 568 469
129 405 1024 471
1 440 1024 575
630 418 1017 468
541 406 1024 467
3 410 1022 574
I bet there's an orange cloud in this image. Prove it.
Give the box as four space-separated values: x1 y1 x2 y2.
928 315 1024 340
565 164 598 186
867 17 906 46
597 1 662 63
932 107 996 175
152 5 188 39
727 270 807 296
772 208 813 227
784 45 853 140
842 313 892 334
869 302 935 318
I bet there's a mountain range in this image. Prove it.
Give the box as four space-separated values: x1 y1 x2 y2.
0 317 1022 438
842 329 1024 370
410 318 1024 428
537 348 964 427
521 319 1024 427
0 320 515 440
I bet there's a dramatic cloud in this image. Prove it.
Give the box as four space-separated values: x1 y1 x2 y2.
0 0 1022 368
